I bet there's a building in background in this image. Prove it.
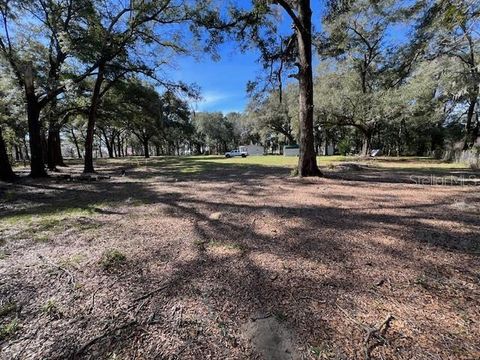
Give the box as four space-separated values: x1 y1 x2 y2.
240 144 265 155
283 145 299 156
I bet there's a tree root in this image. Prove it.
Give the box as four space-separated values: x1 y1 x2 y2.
364 315 395 360
336 304 395 360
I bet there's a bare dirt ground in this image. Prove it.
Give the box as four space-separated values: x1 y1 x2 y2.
0 157 479 360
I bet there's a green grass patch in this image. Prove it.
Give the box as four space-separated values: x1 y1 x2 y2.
100 249 127 270
34 234 51 243
42 299 62 318
61 254 86 268
0 319 19 339
0 206 98 227
90 155 469 175
63 155 471 178
0 302 17 317
0 206 105 244
208 240 247 252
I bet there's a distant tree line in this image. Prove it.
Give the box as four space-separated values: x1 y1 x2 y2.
1 0 479 181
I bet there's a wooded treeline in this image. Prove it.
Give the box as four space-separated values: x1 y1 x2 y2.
0 0 479 181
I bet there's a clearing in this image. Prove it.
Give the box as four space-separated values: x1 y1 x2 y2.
0 156 479 359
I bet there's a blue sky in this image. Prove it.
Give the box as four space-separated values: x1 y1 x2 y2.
170 1 326 114
172 47 261 114
169 1 408 114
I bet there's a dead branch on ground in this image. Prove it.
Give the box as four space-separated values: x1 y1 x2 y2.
133 284 169 303
73 320 137 358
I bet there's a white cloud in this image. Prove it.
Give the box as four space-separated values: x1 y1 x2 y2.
191 90 247 113
194 91 230 110
202 91 229 104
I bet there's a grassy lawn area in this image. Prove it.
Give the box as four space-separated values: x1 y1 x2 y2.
12 155 471 177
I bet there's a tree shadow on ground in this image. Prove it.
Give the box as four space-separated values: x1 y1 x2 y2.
1 159 479 359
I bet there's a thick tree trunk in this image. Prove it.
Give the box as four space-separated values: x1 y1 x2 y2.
296 0 321 176
84 65 105 173
143 140 150 158
0 127 16 181
108 140 114 157
54 130 65 166
24 63 47 178
47 127 66 170
47 128 58 171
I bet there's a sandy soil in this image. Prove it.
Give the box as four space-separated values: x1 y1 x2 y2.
0 160 479 359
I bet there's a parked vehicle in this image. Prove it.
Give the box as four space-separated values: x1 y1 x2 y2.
225 149 248 158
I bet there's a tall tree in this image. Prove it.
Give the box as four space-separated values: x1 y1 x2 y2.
0 0 93 177
242 0 321 175
419 0 480 149
0 125 15 181
76 0 221 172
0 66 21 181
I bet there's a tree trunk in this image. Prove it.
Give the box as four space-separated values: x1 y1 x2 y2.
0 126 16 181
84 65 105 173
71 128 82 158
283 131 295 145
101 129 114 158
295 0 321 176
54 130 65 166
22 136 30 161
113 136 118 157
116 133 122 157
362 132 372 156
98 136 103 158
14 144 22 161
143 139 150 158
24 63 47 177
463 93 477 150
47 127 65 170
47 127 58 171
473 112 479 145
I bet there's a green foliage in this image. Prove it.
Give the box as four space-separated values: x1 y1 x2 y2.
337 138 352 156
192 112 240 154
